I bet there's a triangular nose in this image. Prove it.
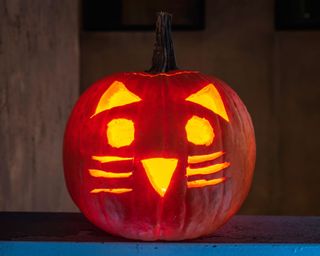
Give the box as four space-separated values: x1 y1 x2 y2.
141 158 178 197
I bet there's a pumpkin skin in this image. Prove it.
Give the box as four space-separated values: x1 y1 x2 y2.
63 70 256 240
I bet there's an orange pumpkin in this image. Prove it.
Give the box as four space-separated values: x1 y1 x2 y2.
63 12 255 240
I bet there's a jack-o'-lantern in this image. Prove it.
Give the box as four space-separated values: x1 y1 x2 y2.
63 12 256 241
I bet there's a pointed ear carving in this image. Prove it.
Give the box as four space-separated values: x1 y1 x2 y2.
185 83 229 122
91 81 142 117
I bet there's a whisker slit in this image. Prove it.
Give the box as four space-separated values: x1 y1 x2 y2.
188 151 224 164
92 156 133 163
187 162 230 177
88 169 132 178
187 177 226 188
90 188 132 194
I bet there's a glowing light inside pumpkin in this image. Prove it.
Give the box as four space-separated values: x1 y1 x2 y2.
89 169 132 178
188 151 224 164
107 118 135 148
141 158 178 197
92 81 141 117
187 177 226 188
185 116 214 146
187 162 230 176
90 188 132 194
92 155 133 163
186 83 229 122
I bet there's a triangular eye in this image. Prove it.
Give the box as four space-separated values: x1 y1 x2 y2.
185 83 229 122
92 81 142 117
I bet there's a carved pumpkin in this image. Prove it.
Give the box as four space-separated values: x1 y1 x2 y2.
63 13 255 241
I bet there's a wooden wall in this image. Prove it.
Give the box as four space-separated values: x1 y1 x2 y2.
0 0 79 211
1 0 320 214
272 32 320 215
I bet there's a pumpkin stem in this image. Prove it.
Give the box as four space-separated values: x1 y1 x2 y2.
147 12 178 73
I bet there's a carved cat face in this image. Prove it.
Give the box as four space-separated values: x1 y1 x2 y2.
88 78 230 197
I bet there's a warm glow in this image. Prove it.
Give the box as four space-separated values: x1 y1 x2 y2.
107 118 134 148
188 151 224 164
90 188 132 194
187 162 230 177
187 177 226 188
185 116 214 146
88 169 132 178
141 158 178 197
185 84 229 122
92 156 133 163
92 81 141 117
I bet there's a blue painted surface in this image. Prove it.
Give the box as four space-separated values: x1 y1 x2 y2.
1 242 320 256
1 214 320 255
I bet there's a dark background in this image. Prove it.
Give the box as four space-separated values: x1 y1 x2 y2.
0 0 319 215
